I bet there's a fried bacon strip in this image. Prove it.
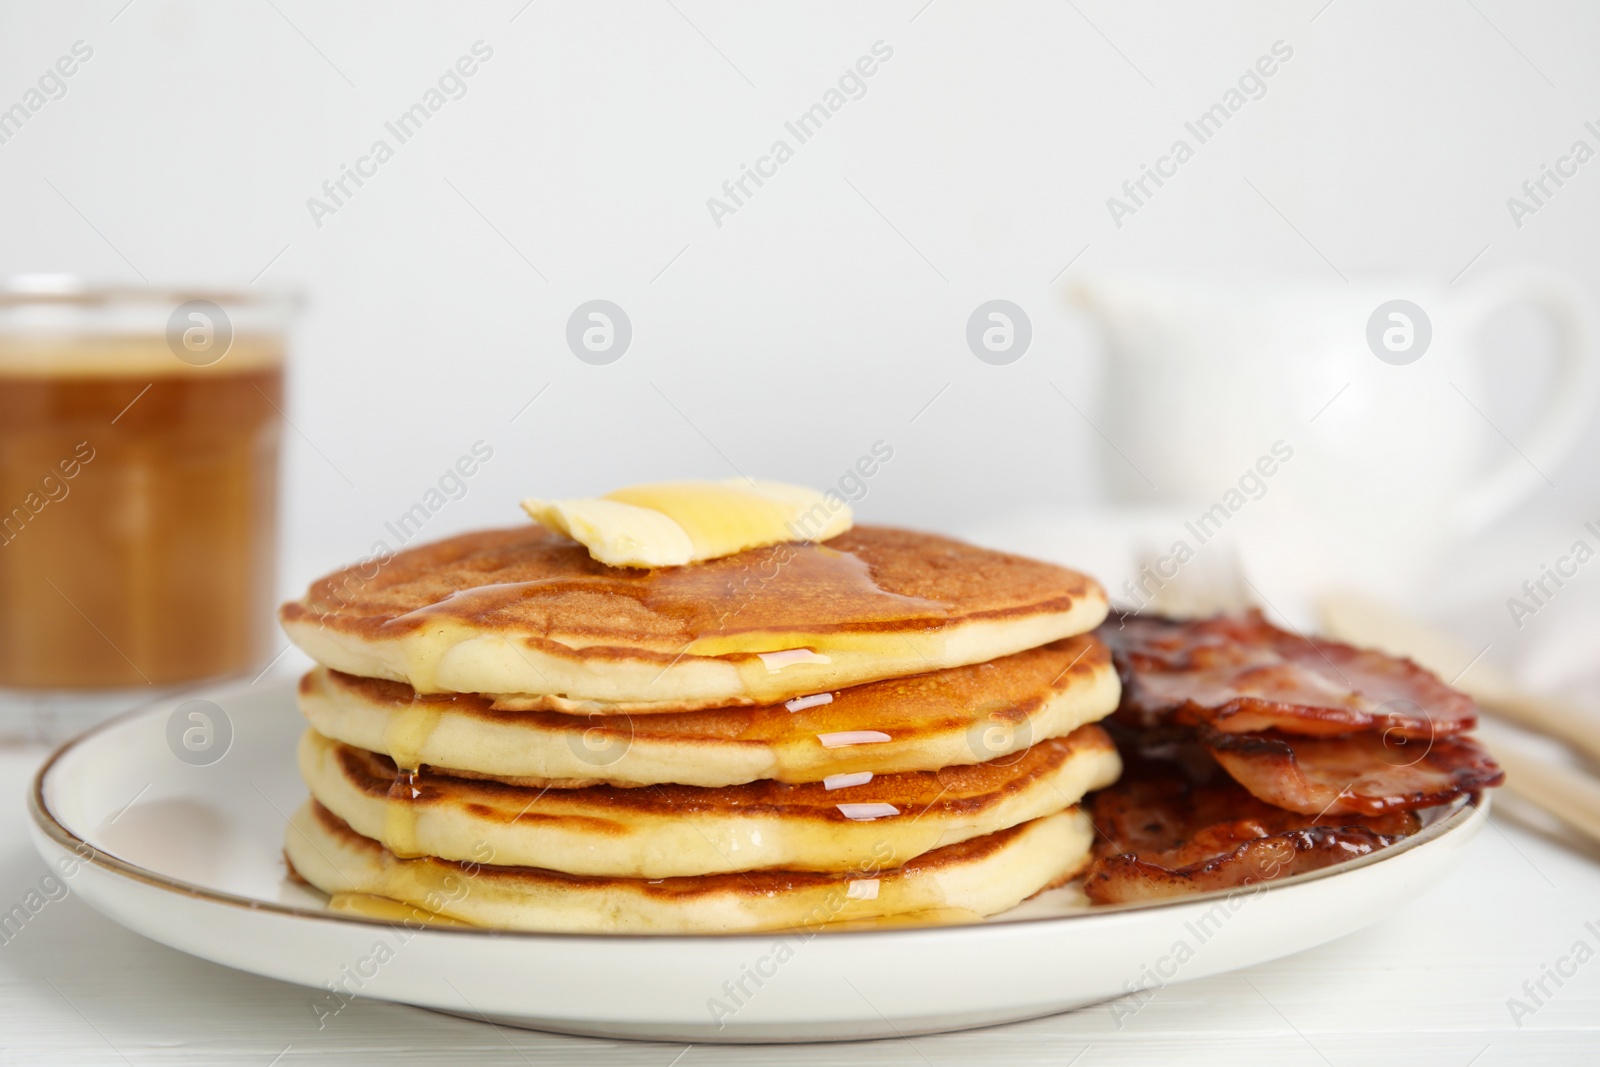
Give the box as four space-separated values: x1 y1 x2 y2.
1079 611 1505 902
1099 610 1478 740
1203 728 1504 817
1082 757 1420 904
1084 827 1406 903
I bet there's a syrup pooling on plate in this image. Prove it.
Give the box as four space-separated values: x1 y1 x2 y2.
808 906 986 931
326 892 470 926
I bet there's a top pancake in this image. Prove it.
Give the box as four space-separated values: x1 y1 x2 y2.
280 525 1107 710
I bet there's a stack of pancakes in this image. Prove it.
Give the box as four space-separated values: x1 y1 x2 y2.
279 525 1122 933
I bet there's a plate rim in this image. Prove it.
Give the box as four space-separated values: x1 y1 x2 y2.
29 675 1490 945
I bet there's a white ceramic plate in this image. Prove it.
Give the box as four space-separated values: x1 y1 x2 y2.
30 678 1487 1044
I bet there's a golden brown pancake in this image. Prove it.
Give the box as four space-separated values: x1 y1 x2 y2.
297 724 1120 878
279 525 1107 711
284 800 1095 933
297 634 1119 788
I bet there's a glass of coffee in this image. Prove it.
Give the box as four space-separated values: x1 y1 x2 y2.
0 277 297 740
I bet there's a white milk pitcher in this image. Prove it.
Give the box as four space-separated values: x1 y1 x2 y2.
1070 268 1600 596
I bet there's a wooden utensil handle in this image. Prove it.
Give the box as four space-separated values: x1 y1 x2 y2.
1483 693 1600 770
1485 739 1600 846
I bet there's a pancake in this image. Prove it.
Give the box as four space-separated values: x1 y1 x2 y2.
284 800 1096 933
279 525 1107 711
298 724 1119 878
298 634 1120 788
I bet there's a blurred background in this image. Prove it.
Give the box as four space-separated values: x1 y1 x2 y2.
3 0 1598 715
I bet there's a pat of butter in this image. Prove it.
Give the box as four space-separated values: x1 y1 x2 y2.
521 479 851 568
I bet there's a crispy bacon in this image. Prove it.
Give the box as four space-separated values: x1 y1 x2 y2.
1083 827 1407 903
1080 612 1501 903
1099 610 1478 739
1082 753 1420 904
1203 728 1504 817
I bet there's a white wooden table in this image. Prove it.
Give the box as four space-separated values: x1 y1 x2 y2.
2 741 1597 1066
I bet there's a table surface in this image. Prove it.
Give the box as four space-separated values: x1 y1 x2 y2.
3 742 1598 1067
